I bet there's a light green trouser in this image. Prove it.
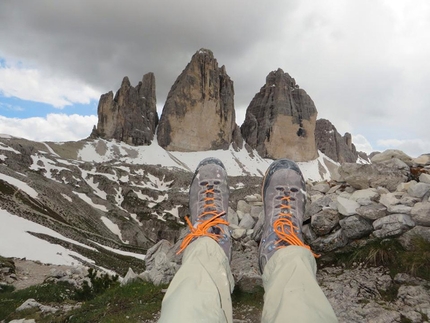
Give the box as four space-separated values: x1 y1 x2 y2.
158 237 338 323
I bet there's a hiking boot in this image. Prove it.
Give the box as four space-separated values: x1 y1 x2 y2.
259 158 317 273
177 157 231 260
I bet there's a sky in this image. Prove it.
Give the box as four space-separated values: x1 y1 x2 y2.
0 1 429 157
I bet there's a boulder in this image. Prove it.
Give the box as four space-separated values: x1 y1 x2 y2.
311 208 340 236
141 239 180 285
157 49 236 151
372 214 415 238
336 196 360 216
227 207 239 226
239 213 256 230
387 204 412 214
311 229 348 252
407 182 430 198
120 267 139 286
379 192 401 208
95 73 158 145
312 182 331 194
339 162 408 192
356 203 387 221
413 154 430 166
419 173 430 184
370 149 413 166
339 215 373 239
241 68 318 162
350 188 379 204
410 202 430 226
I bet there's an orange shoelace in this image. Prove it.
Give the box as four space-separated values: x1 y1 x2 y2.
177 185 229 254
274 195 320 258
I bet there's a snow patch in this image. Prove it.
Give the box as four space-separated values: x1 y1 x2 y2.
91 241 145 261
0 173 38 198
61 193 72 202
72 192 108 212
100 216 128 244
0 209 96 266
0 142 20 154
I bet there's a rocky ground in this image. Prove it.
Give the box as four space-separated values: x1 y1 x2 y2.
2 258 430 323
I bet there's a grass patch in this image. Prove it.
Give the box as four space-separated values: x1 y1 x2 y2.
324 237 430 280
0 282 75 321
63 281 166 323
0 278 166 323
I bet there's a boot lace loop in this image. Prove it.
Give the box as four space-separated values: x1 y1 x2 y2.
274 191 320 258
177 184 229 254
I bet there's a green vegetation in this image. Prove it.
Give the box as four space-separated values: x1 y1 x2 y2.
66 281 165 323
0 269 166 323
0 281 75 321
74 268 119 301
324 236 430 280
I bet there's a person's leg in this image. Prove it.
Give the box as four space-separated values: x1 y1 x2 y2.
158 158 234 323
158 237 234 323
262 246 337 323
259 159 338 323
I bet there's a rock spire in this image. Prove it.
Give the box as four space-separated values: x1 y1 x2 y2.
157 49 237 151
241 68 318 161
315 119 359 163
93 73 158 145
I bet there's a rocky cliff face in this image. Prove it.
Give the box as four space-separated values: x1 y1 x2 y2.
315 118 360 163
241 69 318 162
157 49 237 151
94 73 158 145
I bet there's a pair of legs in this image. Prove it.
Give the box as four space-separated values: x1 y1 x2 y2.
158 158 338 323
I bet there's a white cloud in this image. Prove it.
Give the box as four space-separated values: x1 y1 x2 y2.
0 60 101 108
0 114 97 142
376 138 430 158
352 134 374 155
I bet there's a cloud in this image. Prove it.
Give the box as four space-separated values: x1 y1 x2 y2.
352 134 374 155
0 1 429 155
376 138 430 158
0 114 97 142
0 60 101 108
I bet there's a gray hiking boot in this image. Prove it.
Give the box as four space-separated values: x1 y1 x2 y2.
177 157 231 260
259 158 316 273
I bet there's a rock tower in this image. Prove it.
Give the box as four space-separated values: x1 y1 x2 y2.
157 49 237 151
94 73 158 145
241 69 318 162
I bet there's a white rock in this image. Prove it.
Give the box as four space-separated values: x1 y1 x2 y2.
419 173 430 184
239 213 256 230
373 214 415 238
237 200 251 214
350 188 379 202
227 207 239 226
231 228 246 240
16 299 40 311
411 202 430 226
397 181 416 192
244 195 259 203
336 196 360 216
408 182 430 198
387 204 412 214
312 182 330 193
121 267 139 286
379 192 401 207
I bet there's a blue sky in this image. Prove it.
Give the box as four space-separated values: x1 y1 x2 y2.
0 0 429 156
